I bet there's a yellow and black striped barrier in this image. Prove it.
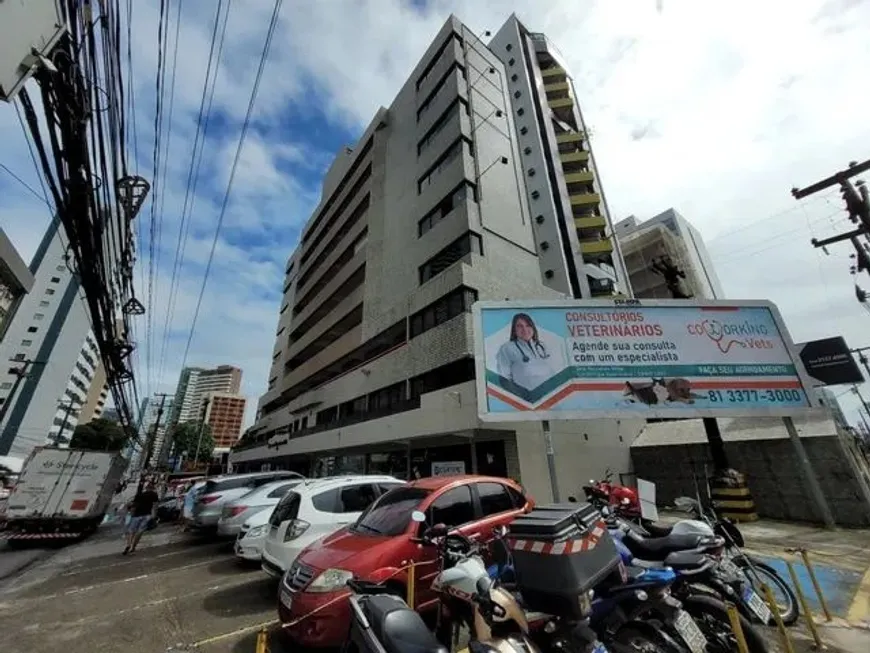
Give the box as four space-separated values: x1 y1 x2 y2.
710 472 759 523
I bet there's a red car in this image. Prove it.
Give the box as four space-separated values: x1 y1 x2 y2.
276 474 533 647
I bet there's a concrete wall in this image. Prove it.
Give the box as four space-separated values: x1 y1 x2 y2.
630 435 870 528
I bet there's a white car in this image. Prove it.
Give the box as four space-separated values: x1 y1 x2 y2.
217 478 303 537
234 505 274 562
260 475 405 579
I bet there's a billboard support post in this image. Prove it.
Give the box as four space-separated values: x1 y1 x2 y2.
782 416 835 529
541 420 560 502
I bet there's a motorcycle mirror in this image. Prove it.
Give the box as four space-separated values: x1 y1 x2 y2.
568 496 578 503
424 523 449 539
411 510 426 524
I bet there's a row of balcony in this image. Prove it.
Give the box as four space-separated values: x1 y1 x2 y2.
540 58 617 292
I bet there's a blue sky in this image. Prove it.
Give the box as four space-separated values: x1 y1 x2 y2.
2 0 870 430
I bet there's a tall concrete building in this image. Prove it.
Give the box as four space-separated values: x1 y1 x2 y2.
135 394 174 471
614 209 724 300
229 15 644 502
0 229 35 342
170 365 242 428
0 219 98 456
78 355 109 424
489 16 630 299
48 330 107 445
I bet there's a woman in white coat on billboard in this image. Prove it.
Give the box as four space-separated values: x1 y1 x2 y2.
496 313 557 391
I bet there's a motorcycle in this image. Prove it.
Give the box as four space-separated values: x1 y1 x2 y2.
581 470 641 520
615 495 798 626
606 514 770 653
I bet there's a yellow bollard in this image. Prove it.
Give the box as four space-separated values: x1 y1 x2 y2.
254 627 269 653
799 549 833 622
406 562 415 609
762 583 795 653
786 560 825 649
726 602 750 653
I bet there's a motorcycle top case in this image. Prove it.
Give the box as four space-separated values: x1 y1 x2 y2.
507 502 621 614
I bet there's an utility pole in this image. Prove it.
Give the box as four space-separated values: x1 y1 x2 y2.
192 396 212 472
793 159 870 281
54 399 80 445
137 393 170 493
0 358 47 426
851 347 870 381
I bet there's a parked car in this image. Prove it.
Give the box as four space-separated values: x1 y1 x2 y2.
276 475 532 648
156 496 181 523
234 506 274 562
191 471 303 531
261 475 405 580
218 478 302 537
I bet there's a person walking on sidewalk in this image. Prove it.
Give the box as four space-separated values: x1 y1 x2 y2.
123 482 159 555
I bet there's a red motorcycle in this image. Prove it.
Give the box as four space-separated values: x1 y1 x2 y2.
581 469 641 518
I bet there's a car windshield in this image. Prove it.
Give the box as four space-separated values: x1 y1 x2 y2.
353 487 431 537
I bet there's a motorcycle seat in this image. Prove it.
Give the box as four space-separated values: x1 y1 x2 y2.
622 532 705 560
363 594 448 653
661 551 708 570
642 521 674 537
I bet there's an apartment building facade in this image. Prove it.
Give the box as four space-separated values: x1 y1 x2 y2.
204 392 246 450
0 219 98 457
614 208 724 300
169 365 242 428
489 16 630 299
48 330 107 445
230 15 643 501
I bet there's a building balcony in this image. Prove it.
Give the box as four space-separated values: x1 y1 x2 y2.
540 65 566 80
564 170 594 185
559 150 590 172
570 192 601 209
574 215 606 230
579 238 614 256
544 81 570 99
548 97 573 111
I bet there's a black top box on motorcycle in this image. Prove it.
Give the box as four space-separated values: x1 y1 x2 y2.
507 501 621 616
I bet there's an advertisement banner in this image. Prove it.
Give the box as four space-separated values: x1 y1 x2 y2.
473 299 817 421
796 336 865 387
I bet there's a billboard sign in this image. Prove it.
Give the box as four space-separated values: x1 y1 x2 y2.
473 299 817 422
796 336 864 387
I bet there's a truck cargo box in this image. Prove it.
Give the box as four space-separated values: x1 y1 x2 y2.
507 501 622 616
5 448 126 528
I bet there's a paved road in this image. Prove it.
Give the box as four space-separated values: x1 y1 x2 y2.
0 541 52 583
0 528 290 653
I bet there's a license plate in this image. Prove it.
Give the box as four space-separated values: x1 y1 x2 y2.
743 586 772 623
280 589 293 610
673 610 707 653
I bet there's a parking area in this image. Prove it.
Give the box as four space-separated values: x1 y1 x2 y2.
0 526 289 653
1 518 869 653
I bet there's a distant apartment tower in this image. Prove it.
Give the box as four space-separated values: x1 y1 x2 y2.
135 395 174 469
0 228 35 341
78 356 109 424
489 15 630 298
49 331 107 445
229 15 643 501
0 218 97 456
204 393 246 450
614 209 724 300
170 365 242 428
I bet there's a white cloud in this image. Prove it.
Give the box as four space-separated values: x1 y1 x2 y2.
2 0 869 430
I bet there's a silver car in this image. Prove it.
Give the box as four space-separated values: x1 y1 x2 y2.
217 478 302 537
191 471 303 530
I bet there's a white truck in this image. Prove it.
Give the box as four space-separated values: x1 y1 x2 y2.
2 447 126 542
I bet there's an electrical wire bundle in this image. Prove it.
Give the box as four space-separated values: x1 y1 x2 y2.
16 0 147 446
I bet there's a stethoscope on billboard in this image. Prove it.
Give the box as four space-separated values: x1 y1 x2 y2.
514 339 549 362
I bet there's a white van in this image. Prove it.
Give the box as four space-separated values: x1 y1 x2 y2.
260 475 404 578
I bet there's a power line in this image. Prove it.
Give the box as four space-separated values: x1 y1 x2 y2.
179 0 286 369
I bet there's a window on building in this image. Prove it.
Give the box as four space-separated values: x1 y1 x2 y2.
50 276 61 283
21 339 32 347
417 138 470 194
45 289 55 296
39 300 50 307
419 232 483 284
0 382 12 390
409 286 477 339
56 265 65 272
33 313 44 320
410 357 476 401
417 100 467 156
13 353 25 362
418 183 477 237
27 327 38 333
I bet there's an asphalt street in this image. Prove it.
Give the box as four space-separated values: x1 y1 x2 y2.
0 541 52 582
0 527 292 653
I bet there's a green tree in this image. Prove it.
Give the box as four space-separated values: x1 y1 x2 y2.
70 418 129 451
170 421 215 461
